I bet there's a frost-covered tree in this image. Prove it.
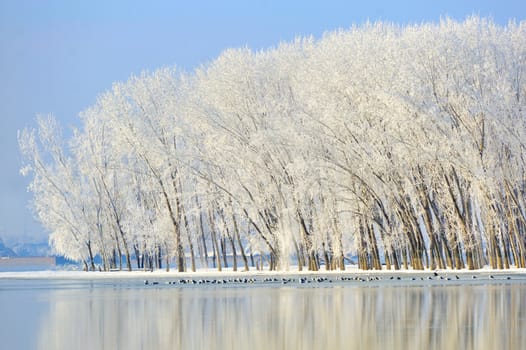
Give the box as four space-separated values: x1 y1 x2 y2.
20 17 526 271
19 116 99 270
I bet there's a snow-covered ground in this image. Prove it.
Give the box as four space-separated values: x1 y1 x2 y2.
1 265 525 281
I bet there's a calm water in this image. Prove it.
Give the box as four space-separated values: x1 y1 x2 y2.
0 277 525 350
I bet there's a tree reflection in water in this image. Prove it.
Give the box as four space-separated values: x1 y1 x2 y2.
38 283 526 350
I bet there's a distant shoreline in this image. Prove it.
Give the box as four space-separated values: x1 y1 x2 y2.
0 256 55 267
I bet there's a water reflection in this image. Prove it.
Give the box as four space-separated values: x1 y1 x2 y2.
37 284 526 350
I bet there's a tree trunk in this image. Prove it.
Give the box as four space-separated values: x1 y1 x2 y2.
208 209 222 271
87 241 96 271
232 213 249 271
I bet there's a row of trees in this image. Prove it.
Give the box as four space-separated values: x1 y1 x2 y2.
20 17 526 271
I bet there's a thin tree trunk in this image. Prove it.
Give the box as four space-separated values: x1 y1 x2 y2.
196 197 209 268
208 209 222 271
87 241 96 271
232 214 249 271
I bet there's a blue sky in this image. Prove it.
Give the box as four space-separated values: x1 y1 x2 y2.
1 0 525 243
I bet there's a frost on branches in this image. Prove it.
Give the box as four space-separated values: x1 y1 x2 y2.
19 17 526 271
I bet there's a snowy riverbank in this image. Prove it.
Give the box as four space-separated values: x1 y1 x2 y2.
1 265 526 282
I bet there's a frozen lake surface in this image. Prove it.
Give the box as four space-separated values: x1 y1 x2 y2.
1 271 525 350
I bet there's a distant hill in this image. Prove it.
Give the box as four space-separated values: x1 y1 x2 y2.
11 242 51 257
0 239 78 271
0 239 17 257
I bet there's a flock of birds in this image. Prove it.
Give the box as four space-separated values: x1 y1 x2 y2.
143 271 514 287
